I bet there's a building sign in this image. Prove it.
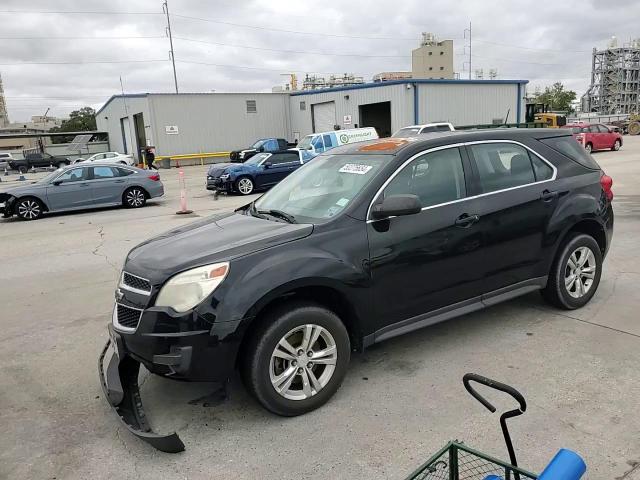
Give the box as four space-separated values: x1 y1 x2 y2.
343 115 352 125
165 125 179 135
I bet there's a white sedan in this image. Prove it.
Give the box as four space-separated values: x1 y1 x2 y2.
75 152 135 165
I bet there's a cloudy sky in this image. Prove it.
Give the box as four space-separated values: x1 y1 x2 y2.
1 0 638 121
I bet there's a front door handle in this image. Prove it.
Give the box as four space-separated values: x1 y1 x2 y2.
455 213 479 227
114 179 125 183
540 189 559 201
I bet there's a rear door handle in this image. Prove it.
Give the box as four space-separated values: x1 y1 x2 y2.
540 189 559 201
114 179 125 183
455 213 479 227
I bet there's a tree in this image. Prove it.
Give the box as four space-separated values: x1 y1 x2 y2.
49 107 97 143
531 82 577 113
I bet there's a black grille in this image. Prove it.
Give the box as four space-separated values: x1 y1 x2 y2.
123 272 151 292
117 304 142 329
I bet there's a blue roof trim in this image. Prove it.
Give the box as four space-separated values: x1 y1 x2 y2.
95 93 149 116
290 79 529 96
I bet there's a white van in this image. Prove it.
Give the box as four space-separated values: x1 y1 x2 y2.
296 127 378 161
392 122 455 137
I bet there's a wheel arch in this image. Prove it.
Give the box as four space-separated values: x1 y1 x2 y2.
552 218 607 263
123 184 150 199
236 280 365 367
16 194 49 212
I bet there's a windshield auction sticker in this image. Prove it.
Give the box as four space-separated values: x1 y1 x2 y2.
338 164 373 175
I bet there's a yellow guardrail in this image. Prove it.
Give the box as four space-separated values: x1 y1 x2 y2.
156 152 230 160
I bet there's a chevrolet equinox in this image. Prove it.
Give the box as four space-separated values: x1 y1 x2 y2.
99 129 614 452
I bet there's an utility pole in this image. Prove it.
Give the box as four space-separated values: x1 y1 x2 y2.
464 22 472 80
163 0 179 93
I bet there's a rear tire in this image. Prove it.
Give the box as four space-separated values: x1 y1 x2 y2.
241 301 350 417
235 176 254 195
18 166 27 174
123 187 147 208
585 143 593 153
16 197 44 220
612 139 621 151
542 233 602 310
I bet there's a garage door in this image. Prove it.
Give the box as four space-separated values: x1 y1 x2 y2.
312 101 336 133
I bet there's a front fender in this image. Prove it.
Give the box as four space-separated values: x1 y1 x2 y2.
219 245 369 333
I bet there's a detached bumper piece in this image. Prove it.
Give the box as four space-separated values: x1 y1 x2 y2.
98 338 185 453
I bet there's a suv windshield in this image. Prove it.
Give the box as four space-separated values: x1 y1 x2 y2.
251 140 266 149
297 135 313 150
254 154 390 223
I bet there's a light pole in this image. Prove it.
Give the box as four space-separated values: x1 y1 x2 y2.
163 0 179 94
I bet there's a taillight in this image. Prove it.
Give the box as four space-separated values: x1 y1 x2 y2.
148 174 160 181
600 173 613 201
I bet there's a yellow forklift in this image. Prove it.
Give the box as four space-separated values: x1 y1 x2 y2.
526 103 567 128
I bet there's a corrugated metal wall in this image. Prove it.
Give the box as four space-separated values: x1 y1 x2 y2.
418 83 521 126
148 93 291 156
95 96 152 161
289 84 414 139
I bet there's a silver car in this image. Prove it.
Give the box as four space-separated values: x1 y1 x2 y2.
0 163 164 220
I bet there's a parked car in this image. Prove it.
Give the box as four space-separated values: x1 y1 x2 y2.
74 152 135 166
563 123 623 153
0 163 163 220
207 149 304 195
100 128 613 452
295 127 379 161
392 122 455 137
229 138 295 162
0 152 13 171
8 152 72 173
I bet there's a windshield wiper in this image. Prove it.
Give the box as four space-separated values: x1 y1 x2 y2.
256 208 296 224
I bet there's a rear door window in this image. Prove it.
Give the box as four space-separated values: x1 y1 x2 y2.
468 143 536 193
539 135 600 170
93 166 118 179
323 134 334 148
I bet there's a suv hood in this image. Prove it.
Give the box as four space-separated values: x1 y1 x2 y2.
125 212 313 281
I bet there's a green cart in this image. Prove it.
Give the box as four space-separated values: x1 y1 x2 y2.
405 374 586 480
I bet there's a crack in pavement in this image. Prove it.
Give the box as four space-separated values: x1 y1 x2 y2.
91 225 119 272
617 461 640 479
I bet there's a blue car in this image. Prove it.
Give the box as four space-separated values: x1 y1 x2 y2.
206 150 305 195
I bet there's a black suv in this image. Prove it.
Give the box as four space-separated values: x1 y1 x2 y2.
100 129 613 452
9 152 71 172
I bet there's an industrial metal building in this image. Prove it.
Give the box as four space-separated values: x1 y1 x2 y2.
96 79 527 161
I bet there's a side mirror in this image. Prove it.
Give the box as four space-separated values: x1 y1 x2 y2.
263 161 272 169
371 194 422 219
258 146 265 152
52 180 63 186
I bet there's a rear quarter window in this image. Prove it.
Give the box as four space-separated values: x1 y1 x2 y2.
539 135 601 170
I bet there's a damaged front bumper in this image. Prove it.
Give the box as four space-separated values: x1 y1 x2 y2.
98 328 185 453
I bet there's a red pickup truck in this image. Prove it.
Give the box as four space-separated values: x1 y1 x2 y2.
563 123 623 153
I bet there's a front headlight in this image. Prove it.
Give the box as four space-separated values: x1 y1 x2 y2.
155 262 229 313
219 174 230 180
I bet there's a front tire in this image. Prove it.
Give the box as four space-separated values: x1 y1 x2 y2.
18 166 27 174
612 139 621 151
16 197 44 220
235 176 254 195
242 301 351 417
123 187 147 208
542 233 602 310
